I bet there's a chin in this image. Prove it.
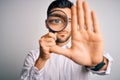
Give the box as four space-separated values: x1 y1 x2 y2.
56 37 70 43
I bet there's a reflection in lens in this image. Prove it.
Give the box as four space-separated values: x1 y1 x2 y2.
47 10 68 32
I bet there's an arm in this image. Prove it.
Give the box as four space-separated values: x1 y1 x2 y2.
20 50 45 80
20 32 56 80
35 58 47 70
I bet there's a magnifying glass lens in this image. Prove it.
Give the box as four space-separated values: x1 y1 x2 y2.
47 10 68 32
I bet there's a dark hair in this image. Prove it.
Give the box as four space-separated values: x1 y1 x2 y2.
47 0 73 17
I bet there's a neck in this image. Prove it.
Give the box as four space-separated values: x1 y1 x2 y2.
56 38 70 47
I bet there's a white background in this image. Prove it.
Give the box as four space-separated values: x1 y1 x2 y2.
0 0 119 80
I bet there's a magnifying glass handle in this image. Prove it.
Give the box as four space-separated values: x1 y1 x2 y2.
49 30 57 41
49 29 56 33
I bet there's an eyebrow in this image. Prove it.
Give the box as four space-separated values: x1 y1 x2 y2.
49 14 66 19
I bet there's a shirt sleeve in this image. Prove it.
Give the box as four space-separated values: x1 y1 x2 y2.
19 49 45 80
87 52 113 75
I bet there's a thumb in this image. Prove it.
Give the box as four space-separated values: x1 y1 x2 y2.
50 45 71 58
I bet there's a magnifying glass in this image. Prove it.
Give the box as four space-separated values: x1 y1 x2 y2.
46 10 68 32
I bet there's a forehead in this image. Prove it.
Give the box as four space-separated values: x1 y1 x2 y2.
51 8 71 18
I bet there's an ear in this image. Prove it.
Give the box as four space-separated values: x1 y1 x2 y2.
45 19 48 29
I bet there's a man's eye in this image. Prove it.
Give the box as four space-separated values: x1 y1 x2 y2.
51 19 62 24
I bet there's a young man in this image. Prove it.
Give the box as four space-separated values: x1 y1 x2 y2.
20 0 113 80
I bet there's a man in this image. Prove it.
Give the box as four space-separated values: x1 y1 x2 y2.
20 0 113 80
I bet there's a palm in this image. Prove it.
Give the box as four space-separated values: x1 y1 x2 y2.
70 29 103 66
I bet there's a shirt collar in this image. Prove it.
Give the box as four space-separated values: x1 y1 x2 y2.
62 39 71 49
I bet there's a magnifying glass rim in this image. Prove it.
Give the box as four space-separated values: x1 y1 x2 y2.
47 10 68 32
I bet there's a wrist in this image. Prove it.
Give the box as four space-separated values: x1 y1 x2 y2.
86 57 105 71
35 57 47 70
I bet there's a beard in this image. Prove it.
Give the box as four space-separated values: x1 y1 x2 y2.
56 34 71 43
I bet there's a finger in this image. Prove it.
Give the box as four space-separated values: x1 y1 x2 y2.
71 5 78 37
91 11 100 33
47 32 57 40
83 1 92 31
77 0 84 30
45 38 55 43
45 42 56 47
50 45 71 58
40 37 55 47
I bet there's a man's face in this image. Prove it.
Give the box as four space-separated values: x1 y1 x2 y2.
50 8 72 43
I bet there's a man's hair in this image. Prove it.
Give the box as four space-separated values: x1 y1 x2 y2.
47 0 73 17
